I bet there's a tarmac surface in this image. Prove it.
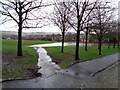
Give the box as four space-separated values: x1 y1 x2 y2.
2 53 119 88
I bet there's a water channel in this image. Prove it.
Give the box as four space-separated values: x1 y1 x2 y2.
30 42 98 77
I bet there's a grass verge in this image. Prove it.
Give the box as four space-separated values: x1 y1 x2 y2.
2 39 55 80
46 46 119 68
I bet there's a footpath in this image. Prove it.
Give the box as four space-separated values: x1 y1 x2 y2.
2 53 119 88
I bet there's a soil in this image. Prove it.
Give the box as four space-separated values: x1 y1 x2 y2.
52 53 75 64
24 66 42 77
2 52 15 65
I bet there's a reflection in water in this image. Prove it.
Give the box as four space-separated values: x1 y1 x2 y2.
35 47 61 77
30 42 97 48
30 42 97 77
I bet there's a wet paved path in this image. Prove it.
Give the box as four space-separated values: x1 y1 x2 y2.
2 53 119 88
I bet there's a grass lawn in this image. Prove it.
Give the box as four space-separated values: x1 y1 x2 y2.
46 46 119 68
2 39 119 79
2 39 55 80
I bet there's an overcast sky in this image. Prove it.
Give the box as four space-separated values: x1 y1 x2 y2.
0 0 119 33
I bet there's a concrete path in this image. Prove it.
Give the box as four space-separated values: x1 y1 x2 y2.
2 53 119 88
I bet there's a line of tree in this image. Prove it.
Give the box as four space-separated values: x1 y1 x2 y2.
89 1 115 55
49 0 98 60
68 0 98 60
104 21 119 49
49 0 117 60
0 0 118 61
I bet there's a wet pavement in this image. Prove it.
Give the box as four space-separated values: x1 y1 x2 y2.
2 53 119 88
82 62 119 88
63 53 119 73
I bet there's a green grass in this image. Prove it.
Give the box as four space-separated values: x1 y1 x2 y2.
2 39 119 79
2 39 55 79
46 46 119 68
2 39 55 52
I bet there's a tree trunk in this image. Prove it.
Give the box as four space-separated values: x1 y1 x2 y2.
108 42 110 48
17 23 22 56
98 40 100 50
108 38 110 49
75 30 80 60
61 31 65 53
98 38 102 55
117 42 119 48
113 43 116 48
17 7 23 56
117 40 119 48
99 40 102 55
75 2 81 60
85 31 88 51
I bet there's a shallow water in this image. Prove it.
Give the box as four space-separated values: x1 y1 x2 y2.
30 42 106 78
35 47 61 78
29 42 97 48
30 42 97 77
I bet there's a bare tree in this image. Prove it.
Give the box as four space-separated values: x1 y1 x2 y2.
106 21 118 48
90 1 115 55
83 16 93 51
49 1 71 53
117 29 120 48
111 22 119 48
0 0 45 56
118 1 120 48
107 30 112 48
66 0 97 60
